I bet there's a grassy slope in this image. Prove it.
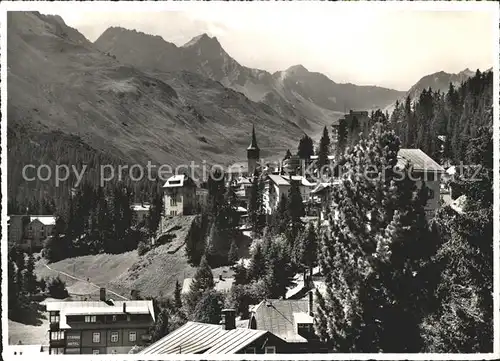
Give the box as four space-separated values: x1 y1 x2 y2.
34 216 236 300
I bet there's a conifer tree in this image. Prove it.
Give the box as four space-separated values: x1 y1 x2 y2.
148 180 164 239
207 168 226 217
297 134 314 160
317 126 331 176
270 194 290 236
192 290 224 325
314 125 436 352
286 179 305 247
295 223 318 276
232 263 248 285
337 118 348 156
8 256 20 318
186 255 215 311
247 243 266 281
24 252 38 295
174 280 183 309
228 240 239 264
247 171 265 236
421 124 493 352
263 236 295 299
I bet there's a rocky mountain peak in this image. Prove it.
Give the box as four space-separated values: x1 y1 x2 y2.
183 33 221 49
285 64 309 75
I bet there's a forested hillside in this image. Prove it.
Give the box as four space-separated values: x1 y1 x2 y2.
390 70 493 164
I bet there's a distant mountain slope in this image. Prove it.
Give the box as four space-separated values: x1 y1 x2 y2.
94 28 405 131
7 12 305 201
385 68 478 113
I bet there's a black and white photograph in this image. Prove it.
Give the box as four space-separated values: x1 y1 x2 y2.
1 1 498 358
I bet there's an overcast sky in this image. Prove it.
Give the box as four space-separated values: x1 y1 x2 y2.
43 3 496 91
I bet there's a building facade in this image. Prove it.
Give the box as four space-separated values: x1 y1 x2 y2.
8 215 56 250
397 148 444 217
139 309 285 355
131 203 151 224
46 289 155 355
163 175 198 217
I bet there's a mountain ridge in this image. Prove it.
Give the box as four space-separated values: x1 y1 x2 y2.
7 11 306 203
94 27 406 131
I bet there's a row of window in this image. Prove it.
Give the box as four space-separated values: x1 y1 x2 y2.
245 346 276 354
84 314 131 323
92 331 136 343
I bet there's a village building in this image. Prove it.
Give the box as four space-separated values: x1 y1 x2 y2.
139 310 285 354
248 294 328 353
396 148 445 216
263 174 316 214
130 203 151 224
45 288 155 355
162 174 198 217
195 188 209 210
7 215 56 251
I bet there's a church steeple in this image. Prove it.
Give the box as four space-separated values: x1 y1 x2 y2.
247 125 260 175
247 125 259 151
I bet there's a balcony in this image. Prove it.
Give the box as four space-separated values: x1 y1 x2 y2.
49 339 65 348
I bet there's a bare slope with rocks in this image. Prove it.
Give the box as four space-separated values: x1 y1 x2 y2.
7 12 304 201
95 28 405 132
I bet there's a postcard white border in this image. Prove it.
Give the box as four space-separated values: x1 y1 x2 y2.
1 1 498 360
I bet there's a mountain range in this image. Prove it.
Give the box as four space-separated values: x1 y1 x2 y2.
7 11 482 201
94 27 405 131
385 68 487 113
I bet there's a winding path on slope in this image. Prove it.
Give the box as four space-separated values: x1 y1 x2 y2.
43 263 129 301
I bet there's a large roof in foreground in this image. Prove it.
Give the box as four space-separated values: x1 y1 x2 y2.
397 148 444 173
250 299 310 343
139 321 268 354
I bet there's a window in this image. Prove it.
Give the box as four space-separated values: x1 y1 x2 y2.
170 196 177 206
50 348 64 355
112 315 117 322
245 347 256 354
428 188 435 199
265 346 276 354
126 315 131 322
49 313 60 323
85 315 96 323
170 210 177 216
92 350 99 355
129 331 137 342
50 331 64 340
110 331 119 343
92 332 100 343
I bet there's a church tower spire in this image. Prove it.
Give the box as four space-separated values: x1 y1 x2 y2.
247 125 260 175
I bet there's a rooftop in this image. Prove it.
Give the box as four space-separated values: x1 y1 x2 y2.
45 300 155 321
181 277 234 294
397 149 445 173
139 321 269 354
250 299 309 343
30 216 56 226
268 174 290 186
162 174 196 188
131 203 151 212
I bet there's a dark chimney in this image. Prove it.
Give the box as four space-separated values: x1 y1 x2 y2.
219 275 223 281
221 309 236 330
100 287 106 302
123 302 127 314
308 291 314 316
